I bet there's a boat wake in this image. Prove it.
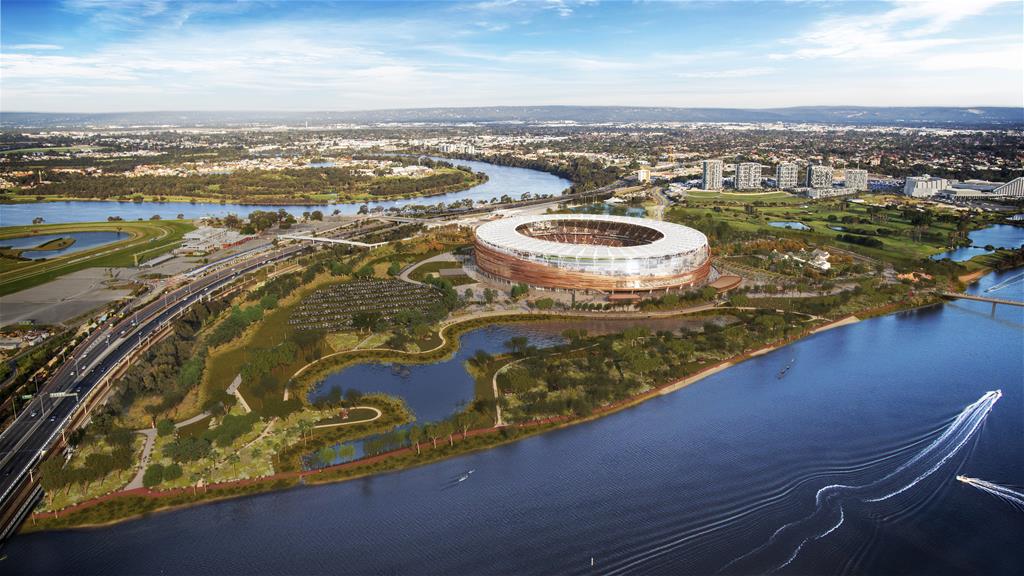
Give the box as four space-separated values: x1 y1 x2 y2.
718 390 1002 574
957 475 1024 511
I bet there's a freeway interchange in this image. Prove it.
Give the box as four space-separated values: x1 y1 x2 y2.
0 240 310 539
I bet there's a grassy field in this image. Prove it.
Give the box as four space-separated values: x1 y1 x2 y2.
0 220 194 296
666 194 992 266
407 260 475 286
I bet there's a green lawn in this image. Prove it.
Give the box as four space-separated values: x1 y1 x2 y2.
666 195 987 266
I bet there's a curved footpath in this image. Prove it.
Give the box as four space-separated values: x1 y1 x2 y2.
30 308 865 528
290 302 724 381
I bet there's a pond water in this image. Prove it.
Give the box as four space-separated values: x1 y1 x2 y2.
310 324 567 423
769 221 811 230
0 159 571 226
931 224 1024 261
0 231 128 259
306 317 723 469
7 270 1023 575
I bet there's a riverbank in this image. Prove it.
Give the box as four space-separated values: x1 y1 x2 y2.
0 171 487 208
22 307 872 534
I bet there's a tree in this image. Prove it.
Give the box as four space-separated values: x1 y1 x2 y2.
83 452 114 490
409 425 423 455
143 463 165 488
439 420 455 446
298 420 313 446
510 283 529 300
456 412 472 439
112 446 134 480
463 288 474 301
189 472 202 495
227 453 241 477
387 261 401 276
534 297 554 310
310 210 323 221
32 217 45 225
318 446 337 466
561 328 588 344
484 288 496 304
156 419 175 437
39 456 67 506
164 462 183 481
504 336 530 356
425 423 440 449
469 349 493 368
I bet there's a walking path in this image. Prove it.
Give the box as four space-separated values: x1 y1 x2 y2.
126 410 214 489
397 252 457 285
312 406 382 429
226 374 251 413
289 302 723 382
125 429 157 490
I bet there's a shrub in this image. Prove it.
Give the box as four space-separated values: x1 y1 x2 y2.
142 464 164 488
156 419 175 437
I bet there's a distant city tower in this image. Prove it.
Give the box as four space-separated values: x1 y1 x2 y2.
702 159 723 190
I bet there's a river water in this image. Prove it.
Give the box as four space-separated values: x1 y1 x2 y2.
0 159 572 227
7 269 1022 575
0 231 128 260
930 224 1024 262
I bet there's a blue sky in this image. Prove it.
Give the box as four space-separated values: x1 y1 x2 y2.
1 0 1021 112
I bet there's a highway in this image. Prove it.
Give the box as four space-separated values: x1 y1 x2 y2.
0 240 310 537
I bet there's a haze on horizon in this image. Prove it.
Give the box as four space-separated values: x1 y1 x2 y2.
1 0 1022 113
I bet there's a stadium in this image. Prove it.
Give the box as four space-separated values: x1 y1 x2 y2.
473 214 712 292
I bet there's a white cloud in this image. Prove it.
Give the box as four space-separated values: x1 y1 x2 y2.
6 43 64 50
775 0 1016 63
1 0 1019 111
676 67 777 79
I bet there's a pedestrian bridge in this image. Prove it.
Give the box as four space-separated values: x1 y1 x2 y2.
937 291 1024 310
277 234 388 248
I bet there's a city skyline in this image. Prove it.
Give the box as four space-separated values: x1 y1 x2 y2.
1 0 1022 112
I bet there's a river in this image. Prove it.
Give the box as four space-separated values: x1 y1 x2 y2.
930 224 1024 262
0 159 572 227
6 270 1022 575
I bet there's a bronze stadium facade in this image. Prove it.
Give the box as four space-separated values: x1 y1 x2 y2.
473 214 711 293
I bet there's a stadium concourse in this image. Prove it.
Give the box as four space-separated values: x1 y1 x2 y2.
473 214 712 293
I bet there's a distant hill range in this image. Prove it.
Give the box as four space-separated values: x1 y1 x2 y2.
3 106 1022 129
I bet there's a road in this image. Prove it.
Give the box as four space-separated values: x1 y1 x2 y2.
0 240 310 537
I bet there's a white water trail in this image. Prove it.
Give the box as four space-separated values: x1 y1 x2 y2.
957 475 1024 511
719 390 1002 575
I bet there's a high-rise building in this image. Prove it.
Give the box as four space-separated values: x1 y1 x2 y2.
637 168 651 183
734 162 762 190
776 162 799 189
702 159 723 190
844 169 868 191
806 165 834 189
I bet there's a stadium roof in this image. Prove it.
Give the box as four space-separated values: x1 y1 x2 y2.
475 214 708 260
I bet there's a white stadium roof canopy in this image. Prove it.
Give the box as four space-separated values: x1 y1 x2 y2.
475 214 708 260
